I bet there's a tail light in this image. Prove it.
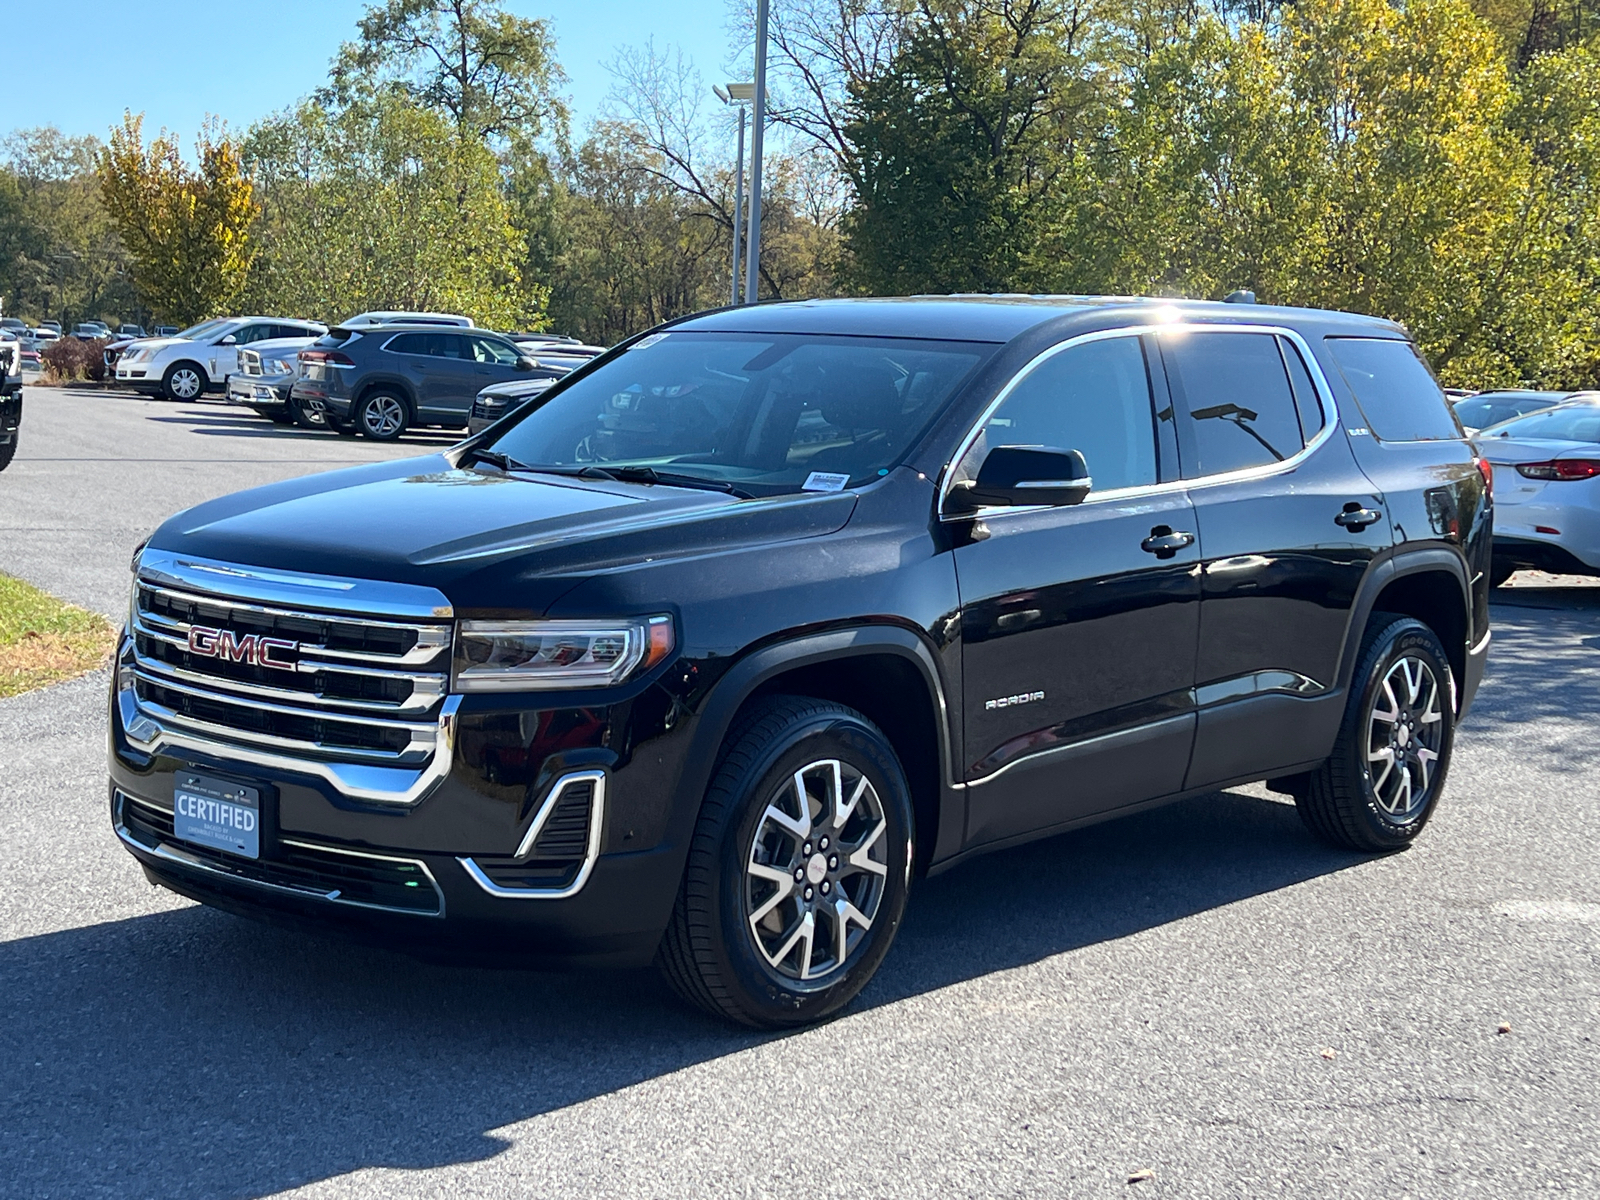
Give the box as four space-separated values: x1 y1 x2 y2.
1473 456 1493 492
299 349 355 367
1514 458 1600 481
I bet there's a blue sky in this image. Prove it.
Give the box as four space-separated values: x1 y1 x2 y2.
1 0 735 143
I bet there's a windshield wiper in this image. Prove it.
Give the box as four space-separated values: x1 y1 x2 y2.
462 447 529 473
582 464 755 498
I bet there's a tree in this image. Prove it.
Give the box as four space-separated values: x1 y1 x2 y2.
0 129 134 327
842 0 1107 293
243 95 544 329
96 114 258 326
326 0 567 151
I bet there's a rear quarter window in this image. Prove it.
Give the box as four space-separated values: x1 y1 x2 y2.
1325 337 1463 442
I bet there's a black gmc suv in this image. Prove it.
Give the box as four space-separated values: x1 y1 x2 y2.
110 297 1492 1027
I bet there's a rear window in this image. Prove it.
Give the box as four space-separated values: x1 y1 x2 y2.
1484 404 1600 444
314 328 357 349
1325 338 1462 441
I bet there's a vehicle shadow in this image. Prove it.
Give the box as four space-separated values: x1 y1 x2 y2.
0 789 1363 1199
142 409 461 446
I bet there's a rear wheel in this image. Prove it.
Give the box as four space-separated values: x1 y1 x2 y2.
657 696 913 1028
162 361 205 402
0 433 15 472
1296 615 1454 851
356 390 407 441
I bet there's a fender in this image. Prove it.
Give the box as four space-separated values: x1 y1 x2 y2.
664 625 966 874
353 373 420 411
1333 546 1471 698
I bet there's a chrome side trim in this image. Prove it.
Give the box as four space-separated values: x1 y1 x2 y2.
457 770 607 900
113 791 446 917
137 548 455 620
938 323 1345 521
117 683 461 806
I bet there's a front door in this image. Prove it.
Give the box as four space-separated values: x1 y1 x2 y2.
1156 328 1391 788
953 332 1202 848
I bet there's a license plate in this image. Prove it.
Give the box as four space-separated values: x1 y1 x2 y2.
173 772 261 859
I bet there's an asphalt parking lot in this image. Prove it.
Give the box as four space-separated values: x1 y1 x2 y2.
2 384 1597 1198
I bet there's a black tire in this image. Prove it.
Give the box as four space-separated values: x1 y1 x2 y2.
0 433 14 473
263 409 295 426
332 421 359 437
1490 559 1516 588
656 695 914 1028
1296 614 1455 852
355 390 408 441
161 361 206 402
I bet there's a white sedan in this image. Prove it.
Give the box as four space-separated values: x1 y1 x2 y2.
114 316 325 401
1478 398 1600 584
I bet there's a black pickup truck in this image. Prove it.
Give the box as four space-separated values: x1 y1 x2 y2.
109 296 1491 1027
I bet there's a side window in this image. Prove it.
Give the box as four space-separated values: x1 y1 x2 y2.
1162 332 1304 477
1279 337 1325 441
962 336 1159 494
436 333 472 360
470 335 521 366
1324 337 1462 441
237 324 271 345
385 333 423 356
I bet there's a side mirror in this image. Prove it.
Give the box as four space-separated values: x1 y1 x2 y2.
218 334 237 346
948 445 1092 512
516 356 538 371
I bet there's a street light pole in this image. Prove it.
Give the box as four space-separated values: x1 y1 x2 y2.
743 0 770 306
731 104 746 306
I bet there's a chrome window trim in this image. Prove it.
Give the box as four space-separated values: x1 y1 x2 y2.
458 769 607 900
938 323 1344 521
113 791 446 917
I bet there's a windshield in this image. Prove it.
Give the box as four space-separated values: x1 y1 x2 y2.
175 319 232 341
484 331 993 495
1484 403 1600 444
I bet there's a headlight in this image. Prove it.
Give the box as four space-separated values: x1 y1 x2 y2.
452 617 674 692
125 348 150 363
263 357 293 374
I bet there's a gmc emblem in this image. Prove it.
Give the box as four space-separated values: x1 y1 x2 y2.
187 625 298 672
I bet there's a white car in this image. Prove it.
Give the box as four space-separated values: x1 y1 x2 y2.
1 329 21 471
1478 397 1600 583
114 316 326 401
338 310 474 329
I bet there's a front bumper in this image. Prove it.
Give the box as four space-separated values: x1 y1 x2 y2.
227 375 294 408
108 639 692 964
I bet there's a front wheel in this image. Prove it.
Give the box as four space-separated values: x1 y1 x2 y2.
356 391 408 441
161 361 205 402
1296 614 1455 851
0 432 14 472
657 696 913 1028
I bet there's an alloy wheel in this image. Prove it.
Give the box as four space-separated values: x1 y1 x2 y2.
1365 654 1443 823
744 757 890 981
362 395 405 438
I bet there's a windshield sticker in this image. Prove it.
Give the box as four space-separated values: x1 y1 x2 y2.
802 471 850 493
631 333 669 350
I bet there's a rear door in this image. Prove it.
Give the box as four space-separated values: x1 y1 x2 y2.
1159 327 1390 789
953 332 1202 848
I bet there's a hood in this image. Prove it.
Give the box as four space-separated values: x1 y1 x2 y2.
249 337 317 355
127 336 192 355
479 376 560 400
147 454 858 611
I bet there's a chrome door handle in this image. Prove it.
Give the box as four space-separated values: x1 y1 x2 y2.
1141 527 1196 558
1335 505 1384 531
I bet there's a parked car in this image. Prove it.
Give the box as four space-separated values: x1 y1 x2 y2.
0 329 21 472
20 328 58 354
339 310 475 329
1476 397 1600 583
111 295 1491 1028
466 375 562 436
0 317 28 336
292 324 545 439
37 320 62 334
1453 389 1578 434
72 321 111 339
153 325 179 338
116 323 147 338
504 332 606 358
226 335 323 427
114 317 327 401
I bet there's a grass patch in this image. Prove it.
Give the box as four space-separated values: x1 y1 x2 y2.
0 574 117 698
